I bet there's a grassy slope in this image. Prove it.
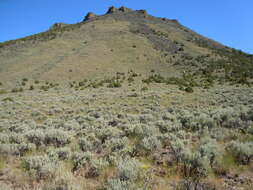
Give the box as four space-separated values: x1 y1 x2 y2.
0 10 226 87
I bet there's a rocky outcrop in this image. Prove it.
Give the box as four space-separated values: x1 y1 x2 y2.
107 6 133 14
49 23 67 30
138 9 148 17
106 6 119 14
84 12 96 21
119 6 132 12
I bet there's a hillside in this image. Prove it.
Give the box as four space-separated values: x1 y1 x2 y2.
0 6 252 190
0 6 252 88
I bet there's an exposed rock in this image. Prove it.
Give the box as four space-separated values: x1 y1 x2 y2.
171 19 180 24
106 6 119 14
119 6 132 12
49 23 67 30
138 9 148 17
84 12 96 21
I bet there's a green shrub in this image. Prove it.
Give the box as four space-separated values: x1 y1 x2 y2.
2 97 14 102
22 155 57 180
180 149 209 180
136 136 162 155
198 138 223 167
48 147 71 161
0 89 7 94
184 86 194 93
141 86 148 91
25 129 45 146
117 158 141 181
11 88 23 93
44 129 71 147
229 141 253 164
0 143 35 156
86 158 109 178
79 135 101 152
0 184 13 190
106 179 134 190
71 151 93 171
29 85 34 90
107 80 122 88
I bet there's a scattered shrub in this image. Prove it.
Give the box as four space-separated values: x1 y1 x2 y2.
229 141 253 164
44 129 71 147
22 155 57 180
48 147 71 161
71 151 93 171
25 129 45 147
117 158 141 181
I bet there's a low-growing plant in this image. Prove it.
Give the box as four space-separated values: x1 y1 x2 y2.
86 158 109 178
11 87 23 93
22 155 58 180
2 97 14 102
44 129 71 147
117 158 141 181
229 141 253 164
107 80 122 88
48 147 72 161
25 129 45 147
71 151 93 171
135 136 162 155
0 143 36 156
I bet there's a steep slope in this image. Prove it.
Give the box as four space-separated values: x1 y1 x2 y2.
0 6 252 87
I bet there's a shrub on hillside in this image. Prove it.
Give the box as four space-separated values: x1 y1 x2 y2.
48 147 72 161
117 158 141 181
25 129 45 147
0 143 36 156
135 136 162 155
229 141 253 165
22 155 58 180
198 137 223 167
86 158 109 178
71 151 93 171
180 149 210 180
105 178 137 190
44 129 71 147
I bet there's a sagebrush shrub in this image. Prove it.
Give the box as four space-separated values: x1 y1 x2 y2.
25 129 45 146
180 149 210 180
0 133 9 143
0 143 35 156
229 141 253 164
48 147 71 160
71 151 93 171
198 137 223 167
136 136 162 155
0 184 13 190
117 158 141 181
44 129 71 147
106 178 133 190
22 155 58 180
86 158 109 178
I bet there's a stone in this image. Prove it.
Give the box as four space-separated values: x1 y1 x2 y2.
106 6 119 14
138 9 148 17
119 6 132 12
84 12 96 21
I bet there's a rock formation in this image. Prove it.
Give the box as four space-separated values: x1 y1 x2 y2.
84 12 96 21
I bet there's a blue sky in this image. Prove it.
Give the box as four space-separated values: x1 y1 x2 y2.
0 0 252 53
